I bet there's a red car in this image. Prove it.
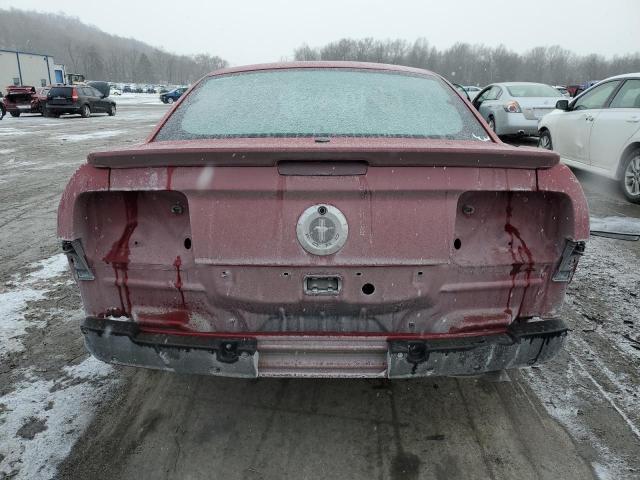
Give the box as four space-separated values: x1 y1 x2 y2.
3 85 48 116
58 62 589 379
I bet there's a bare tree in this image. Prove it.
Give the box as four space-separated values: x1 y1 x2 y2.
294 37 640 85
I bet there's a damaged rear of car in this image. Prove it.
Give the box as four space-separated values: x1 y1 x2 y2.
58 62 589 378
4 85 41 116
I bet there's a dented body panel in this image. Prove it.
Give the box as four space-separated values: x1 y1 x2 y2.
58 62 590 378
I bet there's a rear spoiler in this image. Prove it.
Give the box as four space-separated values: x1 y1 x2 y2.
87 139 559 169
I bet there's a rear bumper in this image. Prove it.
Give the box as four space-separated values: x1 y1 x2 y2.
498 113 541 136
81 317 568 378
46 104 80 113
6 105 39 113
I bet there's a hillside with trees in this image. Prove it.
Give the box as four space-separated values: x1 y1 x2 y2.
294 38 640 86
0 8 228 84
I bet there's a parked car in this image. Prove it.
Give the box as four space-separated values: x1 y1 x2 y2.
146 87 157 94
160 87 187 104
123 85 133 93
2 85 45 116
111 88 122 96
45 85 116 118
553 85 570 97
538 73 640 203
472 82 564 136
58 62 590 379
463 85 482 100
0 93 5 119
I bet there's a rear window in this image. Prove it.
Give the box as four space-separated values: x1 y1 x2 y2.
505 84 563 98
48 87 72 97
155 69 489 141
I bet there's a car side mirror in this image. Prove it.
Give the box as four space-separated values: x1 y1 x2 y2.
556 99 569 111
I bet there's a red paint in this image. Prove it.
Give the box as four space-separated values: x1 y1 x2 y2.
102 194 138 315
166 166 176 190
504 193 535 318
173 255 186 307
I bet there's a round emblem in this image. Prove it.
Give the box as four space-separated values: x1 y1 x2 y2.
296 204 348 256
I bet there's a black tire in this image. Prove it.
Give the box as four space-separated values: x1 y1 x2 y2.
167 97 174 104
80 104 91 118
10 111 20 117
488 115 496 133
620 147 640 204
107 104 116 116
538 130 553 150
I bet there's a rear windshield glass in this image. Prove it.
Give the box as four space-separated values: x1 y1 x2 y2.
48 87 72 97
505 84 563 98
155 69 489 141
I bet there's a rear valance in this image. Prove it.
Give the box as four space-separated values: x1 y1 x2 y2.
87 138 559 169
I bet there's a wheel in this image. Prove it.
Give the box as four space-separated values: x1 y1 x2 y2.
167 97 174 104
10 111 20 117
80 104 91 118
538 130 553 150
621 148 640 204
488 116 496 133
107 104 116 116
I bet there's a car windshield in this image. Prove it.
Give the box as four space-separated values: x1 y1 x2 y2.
505 84 563 97
155 69 489 141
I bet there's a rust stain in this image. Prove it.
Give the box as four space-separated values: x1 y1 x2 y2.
166 166 176 190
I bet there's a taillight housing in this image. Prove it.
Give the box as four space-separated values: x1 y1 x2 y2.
503 101 522 113
71 88 79 102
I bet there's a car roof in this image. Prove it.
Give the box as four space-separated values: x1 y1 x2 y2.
494 82 551 87
204 61 438 78
599 72 640 81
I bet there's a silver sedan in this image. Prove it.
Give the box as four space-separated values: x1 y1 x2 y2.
472 82 564 136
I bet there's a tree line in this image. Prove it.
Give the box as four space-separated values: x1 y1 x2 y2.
294 38 640 86
0 8 228 85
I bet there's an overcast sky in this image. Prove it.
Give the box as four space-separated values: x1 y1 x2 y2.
1 0 639 65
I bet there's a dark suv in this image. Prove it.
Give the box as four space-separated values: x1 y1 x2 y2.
45 86 116 118
160 87 187 104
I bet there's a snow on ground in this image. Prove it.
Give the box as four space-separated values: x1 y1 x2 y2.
525 234 640 480
0 358 117 480
56 130 127 142
0 254 120 479
0 255 69 358
111 93 164 105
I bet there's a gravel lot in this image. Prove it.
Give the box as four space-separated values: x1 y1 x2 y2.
0 99 638 480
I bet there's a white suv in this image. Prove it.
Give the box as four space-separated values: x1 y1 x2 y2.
538 73 640 203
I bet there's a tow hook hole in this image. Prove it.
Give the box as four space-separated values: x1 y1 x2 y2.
283 272 290 277
454 238 462 250
362 283 375 295
417 271 423 276
184 238 192 249
355 272 362 276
